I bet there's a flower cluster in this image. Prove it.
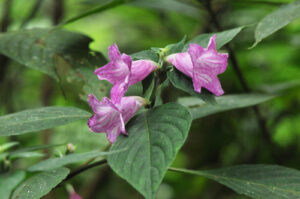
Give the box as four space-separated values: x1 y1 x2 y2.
88 44 158 143
87 35 228 143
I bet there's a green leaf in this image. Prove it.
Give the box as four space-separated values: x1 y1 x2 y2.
167 68 216 104
253 0 300 47
142 73 155 100
165 35 186 56
107 103 192 199
184 26 243 51
0 142 19 152
0 171 26 199
178 94 275 120
131 50 159 62
10 152 44 160
28 149 126 171
0 107 91 136
9 144 65 156
11 167 69 199
0 28 110 100
170 164 300 199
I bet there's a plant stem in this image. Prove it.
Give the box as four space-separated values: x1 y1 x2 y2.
63 159 108 182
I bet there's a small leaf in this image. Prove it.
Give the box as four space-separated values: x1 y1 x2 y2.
0 107 91 136
0 170 26 199
183 26 244 51
167 68 216 104
170 165 300 199
131 50 159 62
165 35 186 56
11 167 69 199
178 94 275 120
108 103 192 199
142 73 155 100
0 142 19 152
28 149 126 171
253 0 300 47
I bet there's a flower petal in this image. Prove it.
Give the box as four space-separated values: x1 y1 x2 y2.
166 52 193 78
129 60 158 86
95 44 131 85
108 43 121 61
110 77 130 104
188 37 228 96
119 96 146 123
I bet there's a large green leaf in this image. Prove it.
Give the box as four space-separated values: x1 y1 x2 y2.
28 149 126 171
0 171 26 199
167 68 216 104
170 165 300 199
11 167 69 199
0 107 91 136
0 28 110 100
183 26 244 51
107 103 192 199
253 0 300 47
178 94 275 120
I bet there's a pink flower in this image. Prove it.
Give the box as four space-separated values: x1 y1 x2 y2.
166 35 228 96
87 94 146 143
95 44 158 103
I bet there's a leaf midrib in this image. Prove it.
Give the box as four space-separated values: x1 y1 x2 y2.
144 110 153 199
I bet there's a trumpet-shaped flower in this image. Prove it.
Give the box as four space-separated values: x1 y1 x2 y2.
166 35 228 96
95 44 158 103
87 94 146 143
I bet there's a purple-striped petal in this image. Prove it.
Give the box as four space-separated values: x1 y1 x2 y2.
87 94 146 143
95 44 131 85
129 60 158 86
166 52 193 78
119 96 146 123
187 35 228 96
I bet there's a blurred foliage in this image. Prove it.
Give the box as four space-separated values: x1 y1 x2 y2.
0 0 300 198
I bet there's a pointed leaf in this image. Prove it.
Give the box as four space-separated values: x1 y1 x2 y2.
108 103 192 199
170 164 300 199
178 94 275 120
184 26 243 51
131 50 159 62
0 142 19 152
28 149 126 171
0 107 91 136
253 0 300 47
11 167 69 199
0 171 26 199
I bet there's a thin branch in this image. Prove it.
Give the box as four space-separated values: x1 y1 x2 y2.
63 159 108 182
20 0 44 28
201 0 274 146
